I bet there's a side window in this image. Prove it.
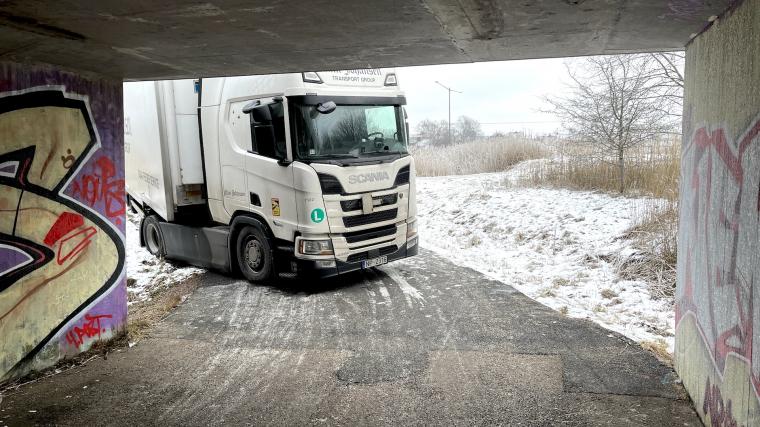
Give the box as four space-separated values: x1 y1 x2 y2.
229 102 254 152
248 100 286 160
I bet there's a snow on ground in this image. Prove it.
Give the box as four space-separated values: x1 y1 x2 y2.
126 212 203 304
415 162 675 351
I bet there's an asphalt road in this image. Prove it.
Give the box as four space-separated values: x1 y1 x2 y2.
1 249 699 426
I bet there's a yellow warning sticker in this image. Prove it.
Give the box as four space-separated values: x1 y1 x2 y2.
271 198 281 216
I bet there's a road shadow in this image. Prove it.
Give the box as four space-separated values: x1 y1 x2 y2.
267 269 376 295
194 267 377 296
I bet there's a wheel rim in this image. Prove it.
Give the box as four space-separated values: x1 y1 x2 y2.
244 238 264 272
146 224 161 254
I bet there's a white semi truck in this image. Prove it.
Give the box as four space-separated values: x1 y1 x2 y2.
124 69 418 281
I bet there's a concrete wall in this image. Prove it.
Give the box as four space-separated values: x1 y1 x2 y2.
0 62 126 381
675 0 760 425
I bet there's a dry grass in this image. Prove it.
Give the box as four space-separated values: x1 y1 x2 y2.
641 339 673 366
619 201 679 299
523 138 680 199
411 134 548 176
539 288 557 298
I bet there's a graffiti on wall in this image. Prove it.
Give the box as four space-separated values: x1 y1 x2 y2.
677 115 760 423
65 313 114 349
71 156 125 225
0 82 125 380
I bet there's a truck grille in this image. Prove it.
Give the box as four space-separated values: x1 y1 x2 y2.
340 199 362 211
340 194 398 212
346 245 398 263
343 208 397 228
377 193 398 206
344 225 396 244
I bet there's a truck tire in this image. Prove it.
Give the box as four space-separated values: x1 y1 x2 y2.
236 225 274 282
141 215 166 257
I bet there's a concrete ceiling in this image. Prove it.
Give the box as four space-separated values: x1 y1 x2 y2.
0 0 731 80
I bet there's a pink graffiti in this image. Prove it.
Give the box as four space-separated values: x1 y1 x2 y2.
678 115 760 403
64 313 113 349
71 156 125 223
703 378 740 427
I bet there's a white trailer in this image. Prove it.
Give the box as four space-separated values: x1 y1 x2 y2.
124 79 205 223
125 69 418 281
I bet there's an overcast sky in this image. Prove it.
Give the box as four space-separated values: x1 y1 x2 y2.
396 58 569 136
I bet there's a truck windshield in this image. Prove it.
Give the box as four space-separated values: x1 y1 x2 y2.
292 103 408 162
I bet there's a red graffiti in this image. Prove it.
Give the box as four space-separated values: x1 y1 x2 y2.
703 379 739 427
65 313 113 349
56 226 97 265
44 212 84 246
41 211 97 265
71 156 125 221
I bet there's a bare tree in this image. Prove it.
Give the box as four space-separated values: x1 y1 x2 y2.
647 52 685 116
545 54 681 193
415 119 449 146
454 115 482 143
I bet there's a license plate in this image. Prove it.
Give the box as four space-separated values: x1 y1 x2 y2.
363 255 388 268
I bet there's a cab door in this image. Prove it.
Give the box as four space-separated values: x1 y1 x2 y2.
230 98 298 241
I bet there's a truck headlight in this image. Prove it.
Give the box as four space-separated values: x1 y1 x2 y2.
406 220 418 238
298 239 333 255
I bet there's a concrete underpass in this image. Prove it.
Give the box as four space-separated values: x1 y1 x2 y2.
0 0 758 425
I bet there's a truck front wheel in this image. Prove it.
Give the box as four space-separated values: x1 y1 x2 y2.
236 226 274 282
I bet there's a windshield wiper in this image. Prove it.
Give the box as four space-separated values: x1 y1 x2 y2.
363 151 408 156
307 154 359 159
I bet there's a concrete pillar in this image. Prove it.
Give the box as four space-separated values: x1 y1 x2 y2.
0 62 126 380
675 0 760 424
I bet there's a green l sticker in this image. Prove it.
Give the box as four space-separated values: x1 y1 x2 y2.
310 208 325 223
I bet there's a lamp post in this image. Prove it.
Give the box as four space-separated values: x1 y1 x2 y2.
435 81 462 144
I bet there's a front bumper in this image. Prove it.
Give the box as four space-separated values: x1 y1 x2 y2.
287 240 418 279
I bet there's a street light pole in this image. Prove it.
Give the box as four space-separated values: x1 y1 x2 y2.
435 81 462 144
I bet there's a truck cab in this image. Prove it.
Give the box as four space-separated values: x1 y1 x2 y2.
125 69 418 281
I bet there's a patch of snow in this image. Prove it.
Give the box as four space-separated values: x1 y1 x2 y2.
126 211 203 304
415 165 674 352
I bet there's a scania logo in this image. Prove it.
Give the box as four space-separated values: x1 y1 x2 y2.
348 171 390 184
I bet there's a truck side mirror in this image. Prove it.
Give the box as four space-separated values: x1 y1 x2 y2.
242 100 260 115
316 101 336 114
250 104 272 124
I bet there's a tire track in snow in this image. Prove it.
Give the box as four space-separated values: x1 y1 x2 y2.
381 266 425 307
